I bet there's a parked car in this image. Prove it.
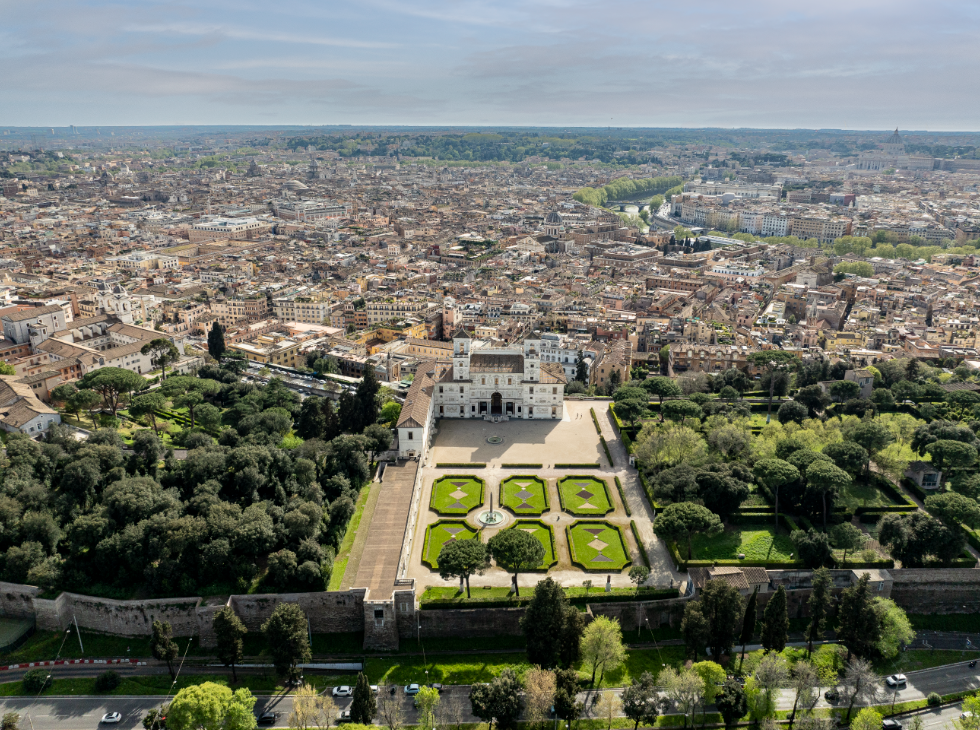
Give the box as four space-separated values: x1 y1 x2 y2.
429 683 445 693
404 684 421 695
332 686 353 697
824 688 840 703
370 685 379 694
885 674 907 687
338 710 352 723
882 719 903 730
257 712 278 726
101 714 122 725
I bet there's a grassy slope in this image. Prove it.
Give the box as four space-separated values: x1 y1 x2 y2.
328 482 372 591
690 526 795 561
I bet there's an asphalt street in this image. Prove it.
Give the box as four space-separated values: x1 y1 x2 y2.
1 661 979 730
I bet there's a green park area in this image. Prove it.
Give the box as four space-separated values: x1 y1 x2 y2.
429 475 485 515
557 475 613 516
507 520 557 570
688 524 796 562
500 475 548 515
566 521 631 571
422 520 480 569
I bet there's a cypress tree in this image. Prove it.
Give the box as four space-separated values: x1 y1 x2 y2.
207 321 226 361
739 586 758 669
806 567 833 656
322 397 341 441
350 671 376 724
355 365 380 432
761 585 789 653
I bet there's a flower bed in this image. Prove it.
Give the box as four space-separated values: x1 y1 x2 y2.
422 520 480 570
566 521 632 572
429 475 485 515
499 475 549 515
557 475 613 516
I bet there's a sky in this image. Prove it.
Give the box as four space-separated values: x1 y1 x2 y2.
1 0 979 129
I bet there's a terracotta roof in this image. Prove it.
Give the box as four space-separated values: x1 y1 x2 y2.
2 304 64 322
539 362 568 384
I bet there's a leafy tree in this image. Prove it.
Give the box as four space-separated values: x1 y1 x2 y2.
787 661 820 730
716 680 747 730
642 377 682 417
213 606 247 681
262 602 311 680
379 401 402 425
151 620 180 679
580 615 628 686
871 388 896 409
616 399 646 426
354 366 381 432
50 382 77 406
806 460 850 528
351 671 377 724
629 565 650 588
167 682 257 730
829 380 861 403
837 574 881 660
700 578 744 661
925 439 977 480
791 529 832 569
295 396 326 440
415 686 440 729
794 385 830 417
66 388 102 427
681 600 710 660
438 539 488 597
653 502 722 560
662 399 702 423
659 667 705 729
925 492 980 528
175 391 204 428
622 672 660 730
0 712 19 730
79 368 148 416
852 708 884 730
777 400 808 425
21 669 49 694
208 322 226 361
521 577 584 668
878 511 964 567
141 338 181 380
761 585 789 653
873 598 915 658
738 587 758 669
752 459 799 527
635 423 708 471
129 392 168 435
747 351 800 423
822 442 869 478
752 653 788 720
195 403 222 431
290 683 338 729
553 668 583 722
805 567 833 656
469 668 522 730
614 386 647 403
851 421 895 475
956 693 980 730
829 523 866 564
362 423 393 463
488 529 544 596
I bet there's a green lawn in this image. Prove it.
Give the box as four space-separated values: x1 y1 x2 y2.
837 479 904 511
422 520 480 569
430 475 485 515
0 672 336 697
689 525 795 562
500 475 548 515
507 520 557 569
557 476 613 516
327 483 371 590
567 521 631 571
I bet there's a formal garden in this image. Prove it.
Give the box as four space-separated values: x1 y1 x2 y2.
556 475 614 516
429 475 486 515
609 355 980 571
508 520 558 570
499 475 549 515
566 521 632 571
422 520 480 569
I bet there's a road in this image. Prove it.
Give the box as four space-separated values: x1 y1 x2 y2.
2 662 978 730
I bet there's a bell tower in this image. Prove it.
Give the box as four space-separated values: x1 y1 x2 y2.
453 326 470 380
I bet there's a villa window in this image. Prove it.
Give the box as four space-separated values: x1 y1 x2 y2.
407 432 413 440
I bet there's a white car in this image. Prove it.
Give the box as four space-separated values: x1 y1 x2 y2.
962 712 975 720
338 710 352 722
332 685 353 697
885 674 907 687
404 683 421 695
101 714 122 724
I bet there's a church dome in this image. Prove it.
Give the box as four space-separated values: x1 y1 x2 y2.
545 211 562 225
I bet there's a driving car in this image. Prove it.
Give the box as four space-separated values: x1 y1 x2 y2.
885 674 907 687
882 720 903 730
257 712 278 726
404 683 421 695
332 686 353 697
101 714 122 724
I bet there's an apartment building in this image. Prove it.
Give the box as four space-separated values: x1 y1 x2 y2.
272 297 332 325
761 214 792 237
211 296 271 326
366 300 430 325
228 333 300 368
189 217 271 243
792 216 852 243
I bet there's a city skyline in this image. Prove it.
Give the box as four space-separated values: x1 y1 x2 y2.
2 0 978 129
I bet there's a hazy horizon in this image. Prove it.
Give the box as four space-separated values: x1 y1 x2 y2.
2 0 978 129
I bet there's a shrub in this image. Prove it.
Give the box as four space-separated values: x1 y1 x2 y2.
927 692 942 707
95 670 121 692
22 669 49 694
